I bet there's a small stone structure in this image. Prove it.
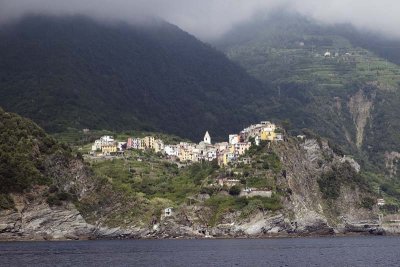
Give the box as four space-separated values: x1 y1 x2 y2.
240 189 272 198
164 207 173 217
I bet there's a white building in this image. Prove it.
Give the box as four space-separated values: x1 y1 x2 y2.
229 134 240 145
297 135 306 140
204 131 211 145
255 135 261 146
92 140 102 151
215 142 229 153
164 207 173 217
100 136 115 145
91 136 115 151
117 142 127 151
276 133 284 141
164 145 180 157
207 149 217 161
261 121 276 133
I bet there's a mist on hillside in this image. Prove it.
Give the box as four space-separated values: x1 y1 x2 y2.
1 0 400 40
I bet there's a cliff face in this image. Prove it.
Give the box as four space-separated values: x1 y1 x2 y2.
0 137 388 240
275 139 377 233
348 89 374 148
130 139 384 238
0 106 389 240
0 188 93 241
0 153 98 240
0 138 388 240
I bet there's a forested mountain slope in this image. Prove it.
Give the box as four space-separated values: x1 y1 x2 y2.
0 15 269 141
215 13 400 178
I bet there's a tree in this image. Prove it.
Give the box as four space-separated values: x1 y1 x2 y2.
229 185 241 196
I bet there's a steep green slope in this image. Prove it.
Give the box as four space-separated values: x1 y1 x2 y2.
0 15 269 141
0 107 74 208
215 13 400 177
0 107 70 192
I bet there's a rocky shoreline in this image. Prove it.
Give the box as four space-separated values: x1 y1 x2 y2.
1 139 398 242
0 204 392 241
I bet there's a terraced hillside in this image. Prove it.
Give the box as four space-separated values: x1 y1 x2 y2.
215 13 400 180
224 31 400 90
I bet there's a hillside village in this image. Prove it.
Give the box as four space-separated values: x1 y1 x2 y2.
90 121 284 167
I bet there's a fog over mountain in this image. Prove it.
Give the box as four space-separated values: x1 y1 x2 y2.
1 0 400 40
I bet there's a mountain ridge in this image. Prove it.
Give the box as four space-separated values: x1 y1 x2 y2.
213 13 400 179
0 14 269 141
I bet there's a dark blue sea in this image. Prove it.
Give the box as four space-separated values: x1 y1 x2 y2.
0 236 399 266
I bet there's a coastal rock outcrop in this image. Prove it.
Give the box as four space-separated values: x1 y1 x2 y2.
0 190 94 241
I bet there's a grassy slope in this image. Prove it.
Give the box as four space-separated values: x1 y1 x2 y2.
72 137 285 227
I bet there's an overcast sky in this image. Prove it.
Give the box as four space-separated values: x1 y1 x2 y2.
0 0 399 40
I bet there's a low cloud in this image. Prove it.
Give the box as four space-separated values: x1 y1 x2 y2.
0 0 399 40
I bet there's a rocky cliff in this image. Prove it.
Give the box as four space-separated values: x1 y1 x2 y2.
138 139 386 239
0 108 394 240
1 138 390 240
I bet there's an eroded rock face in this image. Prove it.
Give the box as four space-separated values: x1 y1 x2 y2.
44 155 97 200
0 138 390 240
385 151 400 178
0 192 94 241
272 139 380 234
348 89 374 148
139 139 385 239
0 191 149 241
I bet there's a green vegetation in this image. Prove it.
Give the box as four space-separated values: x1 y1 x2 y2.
52 128 186 148
229 185 241 196
0 14 268 141
318 162 367 199
0 108 71 194
77 137 287 226
0 107 285 225
0 108 78 210
361 197 376 210
87 150 219 205
217 13 400 154
45 185 74 206
205 194 282 226
0 194 15 210
216 12 400 197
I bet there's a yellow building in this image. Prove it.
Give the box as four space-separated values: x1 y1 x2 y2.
179 149 191 162
221 152 235 166
223 153 229 166
142 136 156 150
260 123 277 141
154 139 165 153
101 144 117 155
190 152 200 162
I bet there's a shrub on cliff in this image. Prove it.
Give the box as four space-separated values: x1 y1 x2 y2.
229 185 241 196
0 194 14 210
318 162 364 199
0 108 72 195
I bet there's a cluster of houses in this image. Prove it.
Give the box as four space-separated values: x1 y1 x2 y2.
91 136 120 155
90 121 284 166
91 135 165 156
